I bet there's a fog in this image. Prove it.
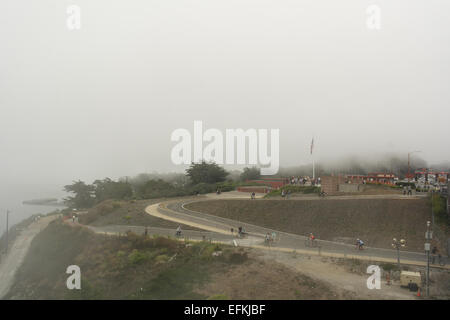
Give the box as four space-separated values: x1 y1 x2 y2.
1 0 450 200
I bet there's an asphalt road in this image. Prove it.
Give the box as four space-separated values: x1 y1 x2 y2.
144 192 449 269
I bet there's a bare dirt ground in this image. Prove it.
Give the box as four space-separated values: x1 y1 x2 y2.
186 198 434 252
253 248 419 300
194 249 355 300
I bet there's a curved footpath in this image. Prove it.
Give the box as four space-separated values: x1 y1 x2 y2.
144 192 450 270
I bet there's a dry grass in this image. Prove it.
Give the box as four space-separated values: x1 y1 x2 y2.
6 221 347 300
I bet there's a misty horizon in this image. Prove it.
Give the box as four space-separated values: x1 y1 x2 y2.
2 1 450 203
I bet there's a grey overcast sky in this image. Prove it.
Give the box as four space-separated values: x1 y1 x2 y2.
1 0 450 186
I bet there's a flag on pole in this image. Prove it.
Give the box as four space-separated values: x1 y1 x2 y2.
310 138 314 155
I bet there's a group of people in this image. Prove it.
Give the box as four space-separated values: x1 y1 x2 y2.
264 232 278 245
281 189 291 199
403 185 413 196
289 176 321 186
231 226 247 238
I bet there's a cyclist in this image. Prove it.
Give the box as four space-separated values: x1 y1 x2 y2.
176 225 182 237
356 238 364 250
309 233 316 246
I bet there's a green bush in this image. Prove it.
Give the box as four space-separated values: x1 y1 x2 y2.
395 182 416 188
431 194 448 226
265 185 320 197
155 254 169 264
380 263 398 272
128 249 148 265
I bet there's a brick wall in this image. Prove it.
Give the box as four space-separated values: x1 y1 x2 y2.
237 186 271 194
321 176 346 194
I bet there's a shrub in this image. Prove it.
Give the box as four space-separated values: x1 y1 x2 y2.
431 194 448 226
155 254 169 264
128 249 148 265
265 185 320 197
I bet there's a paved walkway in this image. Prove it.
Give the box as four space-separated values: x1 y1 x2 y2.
144 194 449 270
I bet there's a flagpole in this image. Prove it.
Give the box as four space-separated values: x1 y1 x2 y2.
313 158 315 180
311 136 315 180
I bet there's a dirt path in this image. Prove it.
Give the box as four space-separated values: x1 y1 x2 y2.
256 249 417 300
0 215 57 299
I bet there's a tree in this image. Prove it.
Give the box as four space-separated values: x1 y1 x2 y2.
63 180 95 209
137 179 187 199
92 178 133 202
240 166 261 181
185 161 229 185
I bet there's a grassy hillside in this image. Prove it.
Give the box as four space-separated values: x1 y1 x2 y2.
78 198 201 231
186 198 435 252
6 221 349 300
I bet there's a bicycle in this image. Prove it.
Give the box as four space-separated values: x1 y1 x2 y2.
238 231 248 239
304 237 318 247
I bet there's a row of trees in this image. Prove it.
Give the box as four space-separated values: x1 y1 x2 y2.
63 162 262 209
63 178 133 209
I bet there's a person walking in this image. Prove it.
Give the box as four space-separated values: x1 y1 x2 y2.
431 246 438 264
265 233 271 245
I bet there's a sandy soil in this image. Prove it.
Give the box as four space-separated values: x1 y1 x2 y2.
254 249 418 300
195 249 354 300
